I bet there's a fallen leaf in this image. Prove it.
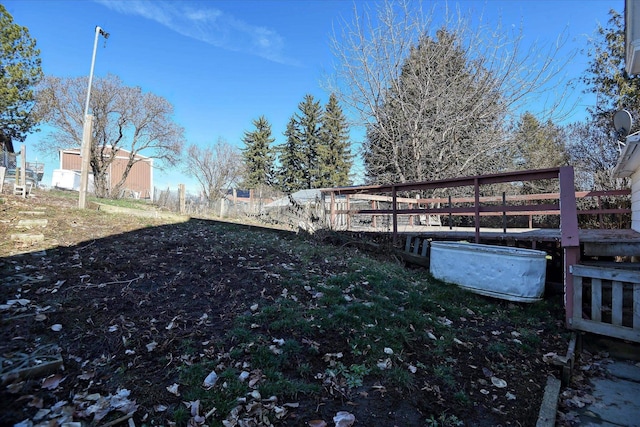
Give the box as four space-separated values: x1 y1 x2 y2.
283 402 299 408
333 411 355 427
77 371 96 380
41 374 64 390
491 377 507 388
51 324 62 332
146 341 158 352
203 371 218 389
166 383 180 396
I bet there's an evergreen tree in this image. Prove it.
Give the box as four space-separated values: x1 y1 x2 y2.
581 9 640 131
568 8 634 190
277 94 323 192
319 94 352 187
510 112 569 193
297 94 323 188
277 117 305 193
363 29 506 184
512 112 568 171
241 116 275 188
0 4 43 144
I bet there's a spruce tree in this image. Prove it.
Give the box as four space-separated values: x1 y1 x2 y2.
277 94 323 191
241 116 275 188
277 117 305 193
319 94 352 187
297 94 323 188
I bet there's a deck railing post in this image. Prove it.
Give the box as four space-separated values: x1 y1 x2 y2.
392 186 398 243
330 191 336 230
559 166 580 328
502 192 507 233
598 195 603 229
371 200 377 229
474 178 480 243
346 194 351 230
448 195 453 230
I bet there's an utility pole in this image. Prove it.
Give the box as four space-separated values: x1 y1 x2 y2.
79 26 109 209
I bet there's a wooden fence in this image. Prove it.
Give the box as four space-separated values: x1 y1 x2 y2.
570 264 640 343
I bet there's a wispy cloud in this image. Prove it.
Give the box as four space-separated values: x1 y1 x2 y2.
94 0 300 66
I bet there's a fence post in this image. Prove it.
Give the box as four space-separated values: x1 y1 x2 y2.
179 184 185 215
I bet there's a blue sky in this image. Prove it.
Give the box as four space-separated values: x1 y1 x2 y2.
4 0 618 193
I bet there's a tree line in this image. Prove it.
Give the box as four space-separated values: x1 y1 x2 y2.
182 92 353 202
1 1 637 204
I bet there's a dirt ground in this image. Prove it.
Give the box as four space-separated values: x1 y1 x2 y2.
1 190 573 426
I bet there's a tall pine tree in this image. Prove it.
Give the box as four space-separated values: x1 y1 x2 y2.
297 94 323 189
241 116 275 188
277 94 323 191
319 94 352 187
277 117 305 193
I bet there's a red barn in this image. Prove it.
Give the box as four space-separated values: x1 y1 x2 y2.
57 147 153 199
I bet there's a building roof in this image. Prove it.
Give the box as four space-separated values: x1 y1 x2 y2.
60 146 151 160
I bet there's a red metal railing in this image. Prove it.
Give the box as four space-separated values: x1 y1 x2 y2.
321 167 633 328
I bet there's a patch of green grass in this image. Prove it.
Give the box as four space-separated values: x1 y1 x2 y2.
425 413 464 427
226 324 254 344
433 365 456 388
251 345 284 371
171 405 189 427
297 362 312 378
179 339 197 356
385 366 415 390
487 341 509 356
88 195 153 210
325 362 371 389
178 365 248 421
453 390 471 406
259 369 320 399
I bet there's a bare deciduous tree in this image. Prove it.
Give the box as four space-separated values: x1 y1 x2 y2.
185 138 244 204
35 74 184 198
327 0 574 184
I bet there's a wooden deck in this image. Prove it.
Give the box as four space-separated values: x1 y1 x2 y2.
321 167 640 342
355 225 640 250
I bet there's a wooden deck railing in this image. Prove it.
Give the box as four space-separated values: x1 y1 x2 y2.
321 167 636 329
321 167 628 242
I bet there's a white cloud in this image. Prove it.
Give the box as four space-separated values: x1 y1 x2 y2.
94 0 300 66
